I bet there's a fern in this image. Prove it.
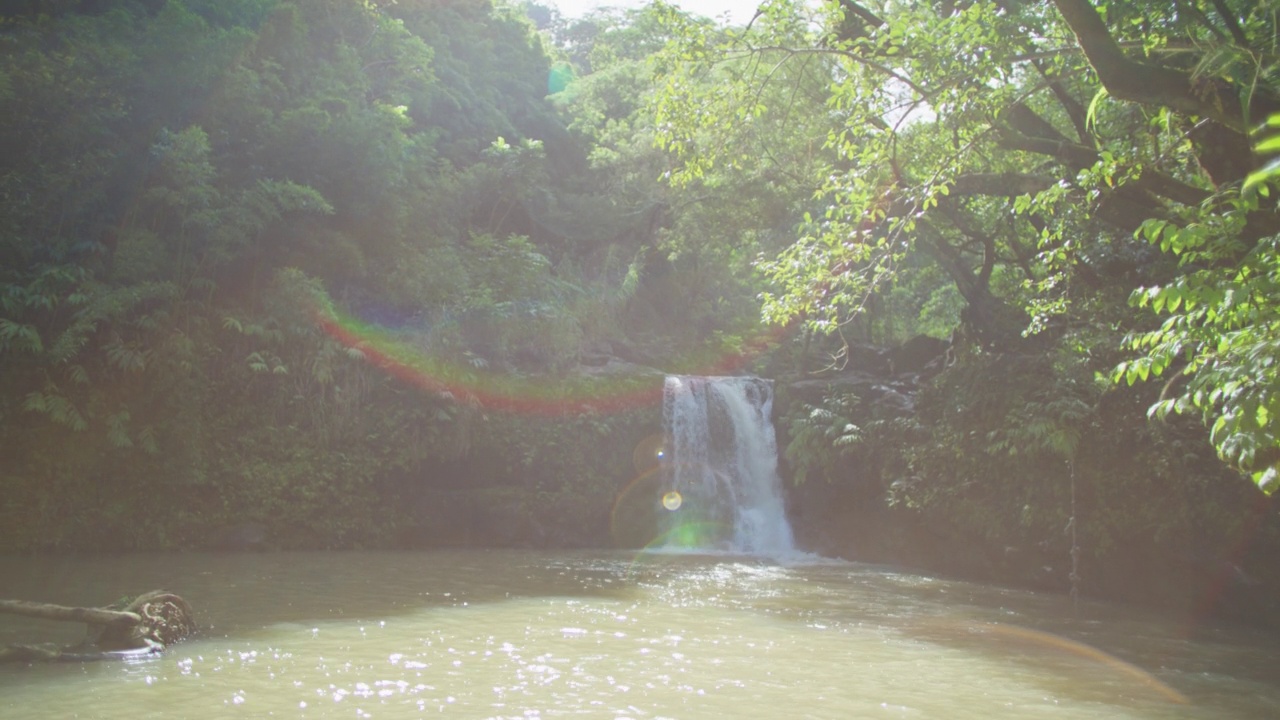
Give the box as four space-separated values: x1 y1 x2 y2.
23 387 88 431
0 318 43 354
106 409 133 448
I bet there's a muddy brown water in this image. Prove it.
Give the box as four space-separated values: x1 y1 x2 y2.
1 550 1277 719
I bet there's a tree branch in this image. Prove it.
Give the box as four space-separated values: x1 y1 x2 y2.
949 172 1056 197
940 205 997 285
832 0 886 43
1209 0 1250 47
998 131 1099 169
1002 102 1073 144
996 128 1216 208
1050 0 1247 131
1035 66 1091 143
1175 0 1228 42
740 44 931 98
0 599 141 627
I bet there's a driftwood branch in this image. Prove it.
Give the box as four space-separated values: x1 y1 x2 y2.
0 599 142 627
0 590 195 663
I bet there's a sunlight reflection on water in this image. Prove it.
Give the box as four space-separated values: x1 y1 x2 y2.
0 551 1278 719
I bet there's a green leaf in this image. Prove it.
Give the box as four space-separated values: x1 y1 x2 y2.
1257 467 1279 495
1085 87 1109 132
1244 158 1280 191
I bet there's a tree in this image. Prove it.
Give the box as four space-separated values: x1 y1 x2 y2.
0 0 605 550
652 0 1280 492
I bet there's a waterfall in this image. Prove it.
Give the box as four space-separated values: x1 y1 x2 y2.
662 375 795 556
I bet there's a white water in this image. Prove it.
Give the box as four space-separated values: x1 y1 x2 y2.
663 375 796 556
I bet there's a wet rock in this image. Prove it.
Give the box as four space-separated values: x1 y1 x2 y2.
784 371 917 417
572 357 665 379
887 335 947 376
845 342 892 375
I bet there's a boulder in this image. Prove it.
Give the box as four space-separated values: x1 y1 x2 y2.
887 335 948 376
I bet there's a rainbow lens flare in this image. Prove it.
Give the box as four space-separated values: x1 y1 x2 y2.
314 307 784 417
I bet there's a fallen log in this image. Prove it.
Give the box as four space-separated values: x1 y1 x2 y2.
0 599 142 627
0 590 195 663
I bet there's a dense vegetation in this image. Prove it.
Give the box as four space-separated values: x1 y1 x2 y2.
0 0 1275 620
0 0 706 550
650 0 1279 614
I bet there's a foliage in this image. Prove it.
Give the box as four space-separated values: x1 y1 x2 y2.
0 0 689 552
652 0 1280 492
1 0 1274 583
783 393 861 486
778 346 1258 580
1117 200 1280 494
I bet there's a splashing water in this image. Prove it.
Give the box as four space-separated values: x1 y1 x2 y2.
662 375 795 556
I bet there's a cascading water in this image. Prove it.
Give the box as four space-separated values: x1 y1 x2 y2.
661 375 796 556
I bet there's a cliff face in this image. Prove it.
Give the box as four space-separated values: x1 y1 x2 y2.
788 473 1279 631
772 338 1280 631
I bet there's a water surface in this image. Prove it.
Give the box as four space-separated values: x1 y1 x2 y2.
1 551 1277 718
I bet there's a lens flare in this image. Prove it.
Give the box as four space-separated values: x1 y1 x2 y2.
610 466 665 548
912 619 1189 705
981 622 1188 704
622 521 731 575
314 306 785 417
548 61 575 94
612 456 720 549
632 433 670 474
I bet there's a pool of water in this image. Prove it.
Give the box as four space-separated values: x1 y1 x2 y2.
1 550 1277 718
